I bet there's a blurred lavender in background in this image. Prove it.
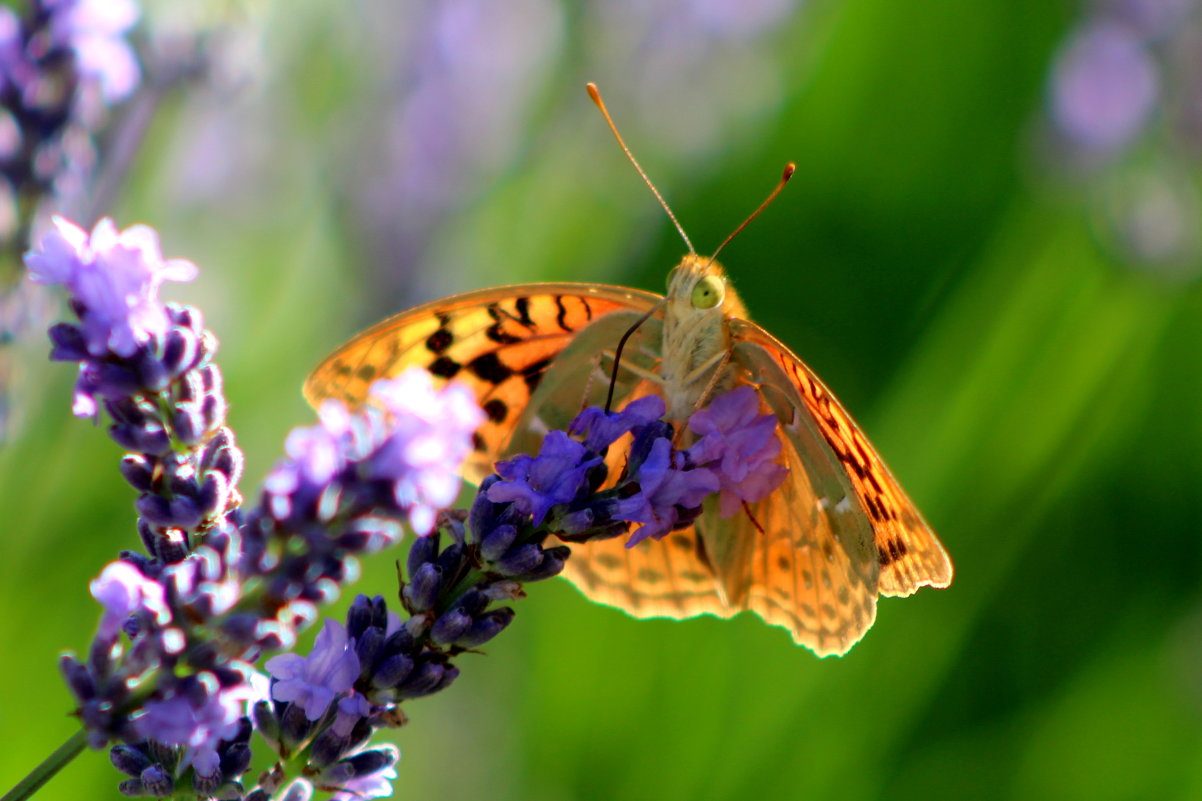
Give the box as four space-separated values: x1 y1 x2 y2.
167 0 807 317
1044 0 1202 273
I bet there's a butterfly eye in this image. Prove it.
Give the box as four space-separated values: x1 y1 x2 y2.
691 275 725 309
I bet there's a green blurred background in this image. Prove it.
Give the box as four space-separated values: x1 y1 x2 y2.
4 0 1202 799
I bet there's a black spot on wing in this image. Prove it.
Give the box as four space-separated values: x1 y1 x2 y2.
468 353 513 384
483 398 508 423
426 328 454 354
430 356 462 379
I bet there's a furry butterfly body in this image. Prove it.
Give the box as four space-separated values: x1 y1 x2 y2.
305 254 952 656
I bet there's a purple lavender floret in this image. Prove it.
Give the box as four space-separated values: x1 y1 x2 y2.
265 619 362 721
686 384 789 518
486 431 602 525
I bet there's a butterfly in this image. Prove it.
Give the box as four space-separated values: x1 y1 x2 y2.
304 87 952 657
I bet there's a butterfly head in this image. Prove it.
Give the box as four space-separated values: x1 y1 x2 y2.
665 253 747 321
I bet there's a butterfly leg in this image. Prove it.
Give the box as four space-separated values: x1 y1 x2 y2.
598 349 665 386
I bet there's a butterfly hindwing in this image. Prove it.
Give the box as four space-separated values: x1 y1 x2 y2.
729 319 953 599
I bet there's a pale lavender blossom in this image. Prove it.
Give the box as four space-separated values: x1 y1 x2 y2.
25 216 197 358
366 371 485 534
48 0 141 105
1050 19 1159 155
90 560 170 639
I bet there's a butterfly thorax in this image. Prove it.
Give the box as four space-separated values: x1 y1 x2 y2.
660 254 747 421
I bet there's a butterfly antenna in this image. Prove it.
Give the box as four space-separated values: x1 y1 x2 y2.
587 83 695 255
605 300 665 412
708 162 796 265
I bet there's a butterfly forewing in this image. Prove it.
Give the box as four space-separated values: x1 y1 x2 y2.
304 284 660 484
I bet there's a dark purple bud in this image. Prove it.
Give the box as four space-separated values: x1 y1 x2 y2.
466 473 500 536
432 664 460 694
406 530 440 577
309 729 351 768
455 607 516 648
353 626 384 679
120 453 155 492
245 790 270 801
515 545 569 582
430 608 472 645
60 655 96 700
117 778 146 797
110 745 151 777
130 347 169 391
253 701 280 752
48 323 89 361
346 595 376 640
220 741 252 779
279 703 312 754
371 653 414 689
382 625 418 657
141 764 174 797
204 439 243 487
558 508 595 536
136 493 202 529
457 589 488 617
198 470 230 519
402 563 441 612
161 326 199 376
397 660 449 699
172 401 205 446
495 544 543 576
201 391 227 432
111 422 172 455
166 460 200 499
152 528 190 564
119 549 157 575
96 360 146 394
479 524 517 562
340 747 398 777
219 614 261 649
105 397 152 427
436 543 469 582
